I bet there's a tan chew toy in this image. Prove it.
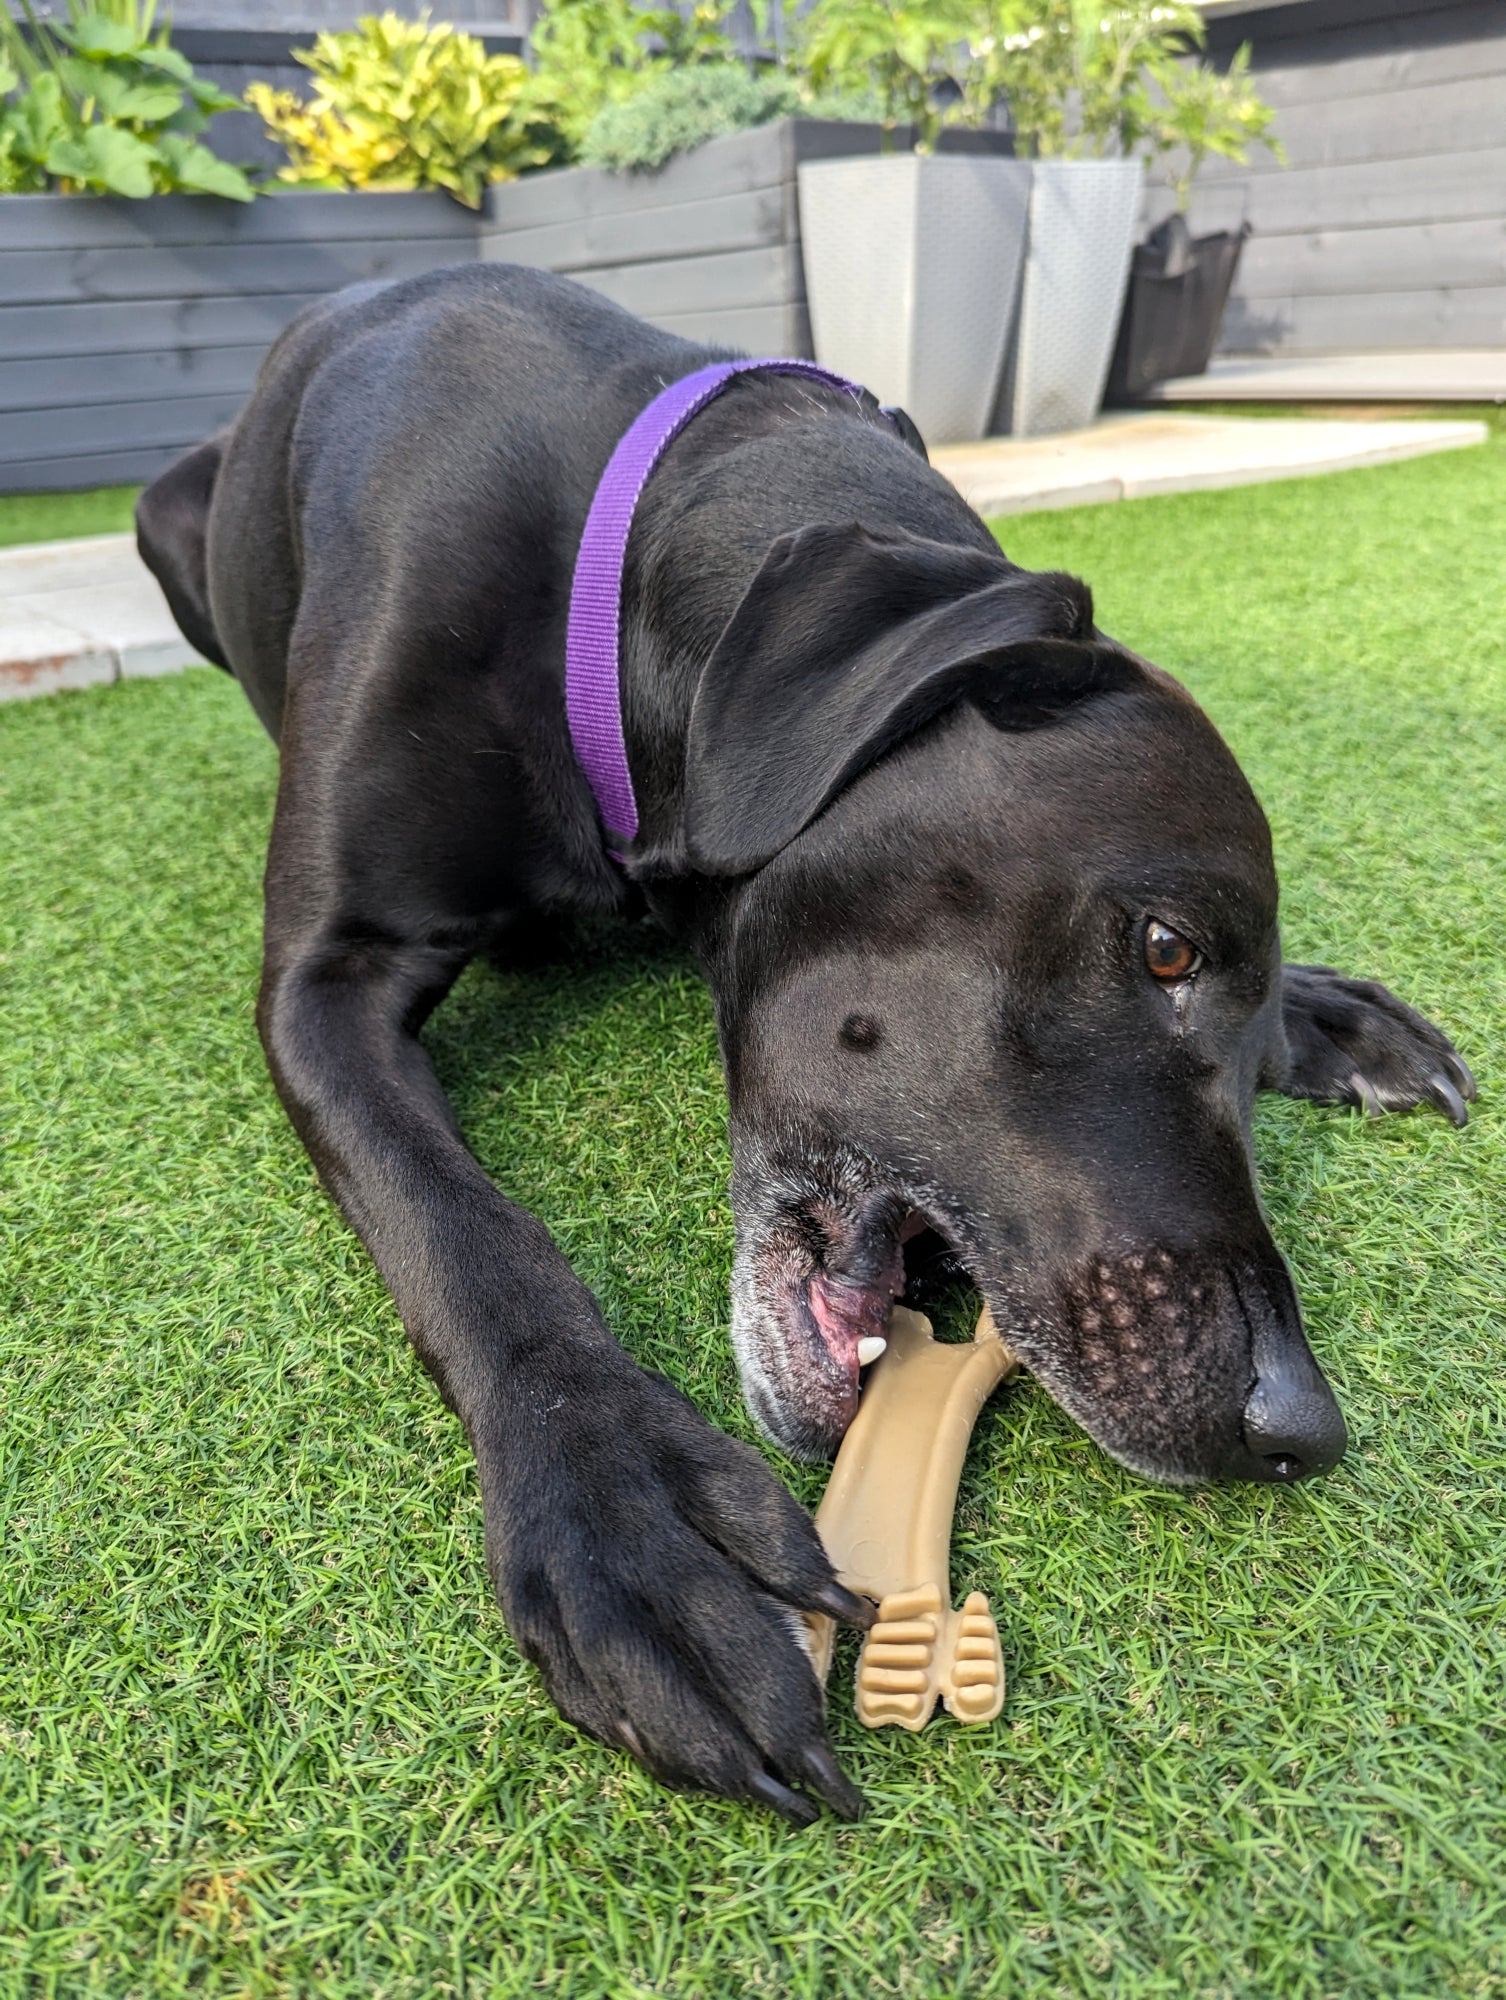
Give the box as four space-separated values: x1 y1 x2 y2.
805 1304 1020 1730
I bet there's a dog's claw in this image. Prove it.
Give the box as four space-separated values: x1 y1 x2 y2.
1429 1072 1470 1128
1349 1071 1384 1118
747 1769 820 1828
1445 1052 1479 1102
798 1744 867 1821
814 1579 876 1629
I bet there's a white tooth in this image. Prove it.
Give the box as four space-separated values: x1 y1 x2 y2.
857 1336 887 1367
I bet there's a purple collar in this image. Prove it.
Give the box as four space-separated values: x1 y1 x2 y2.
565 359 879 861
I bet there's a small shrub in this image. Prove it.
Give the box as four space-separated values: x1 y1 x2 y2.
580 61 882 172
0 0 253 199
580 64 795 171
247 12 544 208
517 0 740 167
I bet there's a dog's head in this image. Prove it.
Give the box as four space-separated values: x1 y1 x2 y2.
681 521 1345 1486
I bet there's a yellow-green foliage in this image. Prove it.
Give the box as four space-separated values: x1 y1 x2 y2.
248 12 544 207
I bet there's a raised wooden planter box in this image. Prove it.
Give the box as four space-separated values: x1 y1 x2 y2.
0 190 475 492
1 123 1009 494
479 120 1013 359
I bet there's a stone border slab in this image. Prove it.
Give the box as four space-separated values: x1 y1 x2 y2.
1142 350 1506 404
931 412 1488 517
0 413 1487 700
0 532 205 700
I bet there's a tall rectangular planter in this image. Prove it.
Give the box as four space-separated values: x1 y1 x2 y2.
797 153 1031 445
478 119 973 361
0 190 477 493
994 159 1144 438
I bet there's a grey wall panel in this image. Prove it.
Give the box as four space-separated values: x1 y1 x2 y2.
481 125 792 231
0 293 325 361
1244 28 1506 107
1196 74 1506 176
564 244 801 320
1161 0 1506 353
646 302 810 353
1223 282 1506 350
0 194 482 486
1237 215 1506 297
1150 146 1506 236
1 238 471 305
0 189 476 251
0 391 247 466
481 184 791 275
0 448 190 490
0 345 267 413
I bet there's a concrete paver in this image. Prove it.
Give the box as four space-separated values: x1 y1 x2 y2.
930 411 1487 518
0 531 206 701
1142 350 1506 404
0 412 1489 699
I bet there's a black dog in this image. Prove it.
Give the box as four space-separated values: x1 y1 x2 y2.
137 263 1474 1825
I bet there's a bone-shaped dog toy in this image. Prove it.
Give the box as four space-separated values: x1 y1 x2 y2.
805 1304 1020 1730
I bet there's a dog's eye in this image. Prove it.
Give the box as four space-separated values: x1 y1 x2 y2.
1145 920 1202 982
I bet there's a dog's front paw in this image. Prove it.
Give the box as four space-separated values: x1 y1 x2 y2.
483 1352 872 1824
1278 963 1478 1126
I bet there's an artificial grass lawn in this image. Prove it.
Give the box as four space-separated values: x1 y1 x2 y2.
0 486 142 551
3 437 1503 2000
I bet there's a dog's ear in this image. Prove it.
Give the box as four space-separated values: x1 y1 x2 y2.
683 520 1139 876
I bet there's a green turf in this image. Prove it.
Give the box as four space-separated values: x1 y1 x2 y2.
3 436 1503 1999
0 486 143 550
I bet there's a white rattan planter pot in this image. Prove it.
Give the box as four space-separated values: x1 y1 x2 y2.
995 158 1144 437
797 153 1032 446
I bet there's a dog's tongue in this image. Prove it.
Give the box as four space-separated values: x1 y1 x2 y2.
808 1271 889 1378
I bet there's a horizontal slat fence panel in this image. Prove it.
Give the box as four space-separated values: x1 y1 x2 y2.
1223 283 1506 352
0 449 180 490
1245 26 1506 108
483 185 790 275
480 125 795 231
0 238 470 305
1197 73 1505 178
563 245 801 320
0 191 481 489
0 345 267 413
0 293 326 361
0 189 475 251
1166 0 1506 355
641 303 810 352
1151 147 1506 238
0 392 248 465
1237 216 1506 299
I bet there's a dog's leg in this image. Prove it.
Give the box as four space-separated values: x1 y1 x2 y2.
255 774 870 1824
1274 964 1477 1125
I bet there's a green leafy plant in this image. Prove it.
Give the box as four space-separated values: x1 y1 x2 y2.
247 12 546 208
779 0 1280 190
961 0 1281 191
0 0 253 199
791 0 981 152
1149 42 1281 210
516 0 740 167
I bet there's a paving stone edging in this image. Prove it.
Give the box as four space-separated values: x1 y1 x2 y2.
0 415 1487 703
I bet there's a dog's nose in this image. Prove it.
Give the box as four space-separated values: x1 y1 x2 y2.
1241 1356 1348 1481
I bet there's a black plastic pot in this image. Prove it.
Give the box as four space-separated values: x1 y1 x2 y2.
1105 213 1250 402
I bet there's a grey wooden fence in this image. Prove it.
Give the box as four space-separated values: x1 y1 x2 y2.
1156 0 1506 353
0 191 475 491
